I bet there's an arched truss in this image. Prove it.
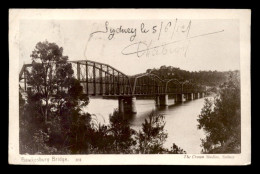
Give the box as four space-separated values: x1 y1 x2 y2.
70 60 133 95
131 73 165 95
19 60 133 96
165 79 204 94
19 64 33 92
19 60 206 96
181 80 194 93
165 79 182 94
189 82 200 93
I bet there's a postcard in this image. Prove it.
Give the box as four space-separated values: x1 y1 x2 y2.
9 9 251 165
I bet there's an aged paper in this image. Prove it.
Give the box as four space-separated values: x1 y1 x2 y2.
9 9 251 165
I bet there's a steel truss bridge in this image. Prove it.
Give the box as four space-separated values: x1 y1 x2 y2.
19 60 206 113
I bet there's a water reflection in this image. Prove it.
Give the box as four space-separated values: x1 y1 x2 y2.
84 97 211 154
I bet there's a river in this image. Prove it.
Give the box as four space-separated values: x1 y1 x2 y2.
84 96 211 154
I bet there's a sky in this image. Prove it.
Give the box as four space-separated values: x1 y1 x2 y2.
19 19 240 75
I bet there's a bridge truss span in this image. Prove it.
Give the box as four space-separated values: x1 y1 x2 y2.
70 60 133 96
19 59 207 113
130 73 165 96
19 59 206 98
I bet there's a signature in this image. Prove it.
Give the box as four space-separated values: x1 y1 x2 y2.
121 30 224 57
87 20 224 58
89 21 137 42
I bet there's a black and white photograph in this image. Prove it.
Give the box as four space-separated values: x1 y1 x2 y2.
9 9 251 165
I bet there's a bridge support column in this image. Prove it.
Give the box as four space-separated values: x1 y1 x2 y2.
187 93 194 100
118 96 137 114
197 93 200 98
201 92 205 98
176 94 181 102
176 94 186 102
182 94 186 102
159 94 168 106
155 95 160 106
118 98 124 113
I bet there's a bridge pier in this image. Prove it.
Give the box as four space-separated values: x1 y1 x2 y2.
187 93 194 100
194 93 197 99
182 94 186 102
155 95 160 106
118 97 125 113
118 96 137 114
156 94 169 106
176 94 186 102
194 92 200 99
201 92 205 98
175 94 180 102
160 94 169 106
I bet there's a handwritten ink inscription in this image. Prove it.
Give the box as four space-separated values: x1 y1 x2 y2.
89 20 224 58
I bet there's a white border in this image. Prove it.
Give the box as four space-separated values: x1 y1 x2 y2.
9 9 251 165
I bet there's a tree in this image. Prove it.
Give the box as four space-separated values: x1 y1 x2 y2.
146 66 230 87
168 143 186 154
136 111 168 154
27 41 88 124
136 111 186 154
197 72 241 153
108 109 137 153
20 41 89 154
19 91 59 154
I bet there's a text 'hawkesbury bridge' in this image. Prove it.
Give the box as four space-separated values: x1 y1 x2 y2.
19 59 206 114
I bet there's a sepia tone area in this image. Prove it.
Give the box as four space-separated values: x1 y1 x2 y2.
18 19 241 155
19 41 240 155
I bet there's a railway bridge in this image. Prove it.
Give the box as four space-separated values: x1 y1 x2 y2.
19 59 206 114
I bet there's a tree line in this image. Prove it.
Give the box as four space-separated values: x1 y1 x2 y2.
146 65 238 87
197 71 241 153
